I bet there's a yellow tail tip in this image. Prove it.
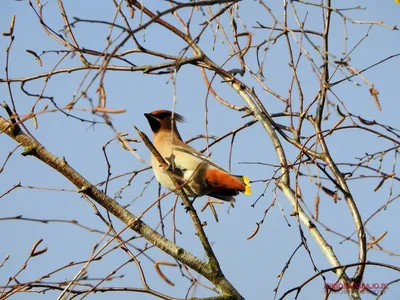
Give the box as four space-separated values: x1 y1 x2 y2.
242 176 252 195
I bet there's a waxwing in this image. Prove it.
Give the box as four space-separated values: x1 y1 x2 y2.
144 110 251 202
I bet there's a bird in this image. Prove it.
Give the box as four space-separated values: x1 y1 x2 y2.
144 109 251 202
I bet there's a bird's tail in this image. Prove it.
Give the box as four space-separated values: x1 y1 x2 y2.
238 175 252 195
205 169 252 196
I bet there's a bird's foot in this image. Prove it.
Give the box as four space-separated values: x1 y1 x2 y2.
182 197 197 213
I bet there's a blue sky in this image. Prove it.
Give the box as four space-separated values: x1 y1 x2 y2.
1 1 399 299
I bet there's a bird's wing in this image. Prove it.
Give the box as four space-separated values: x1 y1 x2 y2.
172 143 227 172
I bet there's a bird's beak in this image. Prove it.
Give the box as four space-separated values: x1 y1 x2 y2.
144 113 155 121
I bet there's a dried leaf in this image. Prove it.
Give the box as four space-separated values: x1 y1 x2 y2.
334 60 348 66
367 231 387 248
373 174 393 192
369 85 382 111
97 85 106 108
2 15 15 36
93 107 126 114
154 261 177 286
26 49 43 66
130 6 135 19
247 223 260 240
336 105 346 118
296 184 302 198
209 202 219 223
358 116 376 126
320 185 341 202
347 67 357 74
0 255 10 268
32 114 38 129
314 194 320 221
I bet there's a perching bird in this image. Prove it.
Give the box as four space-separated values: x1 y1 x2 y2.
144 110 251 202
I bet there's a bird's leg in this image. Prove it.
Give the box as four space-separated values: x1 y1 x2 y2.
182 196 196 213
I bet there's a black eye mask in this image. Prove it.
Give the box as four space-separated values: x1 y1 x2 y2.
144 113 161 132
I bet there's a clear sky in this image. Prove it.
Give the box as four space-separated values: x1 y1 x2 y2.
1 1 399 299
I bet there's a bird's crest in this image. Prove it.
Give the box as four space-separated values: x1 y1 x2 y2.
150 110 186 123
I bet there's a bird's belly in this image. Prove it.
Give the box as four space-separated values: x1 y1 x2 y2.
152 162 201 197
